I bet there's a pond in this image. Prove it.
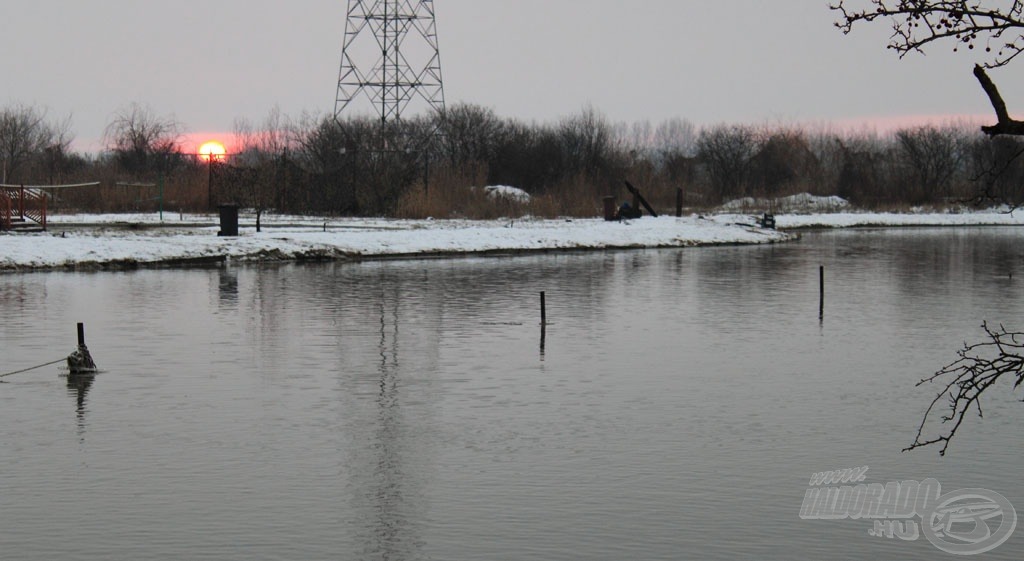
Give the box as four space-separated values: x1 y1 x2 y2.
1 227 1022 560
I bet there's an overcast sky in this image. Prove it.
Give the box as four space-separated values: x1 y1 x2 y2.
2 0 1020 152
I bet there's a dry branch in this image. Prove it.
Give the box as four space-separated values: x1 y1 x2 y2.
905 322 1024 455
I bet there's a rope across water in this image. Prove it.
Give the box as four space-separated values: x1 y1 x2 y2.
0 358 67 379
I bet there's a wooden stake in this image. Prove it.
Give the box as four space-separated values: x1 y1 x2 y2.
819 266 824 319
540 291 547 356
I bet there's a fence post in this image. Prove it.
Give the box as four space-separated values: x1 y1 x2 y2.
819 266 825 320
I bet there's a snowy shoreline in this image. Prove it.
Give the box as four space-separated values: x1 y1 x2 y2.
2 209 1022 272
3 214 792 272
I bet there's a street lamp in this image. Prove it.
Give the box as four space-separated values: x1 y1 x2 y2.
198 141 226 211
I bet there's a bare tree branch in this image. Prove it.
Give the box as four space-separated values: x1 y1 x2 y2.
973 64 1024 135
832 2 1024 138
905 322 1024 455
831 1 1024 68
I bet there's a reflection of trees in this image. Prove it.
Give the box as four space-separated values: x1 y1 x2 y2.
873 230 1022 319
690 243 806 327
0 277 48 323
232 255 617 358
218 253 621 557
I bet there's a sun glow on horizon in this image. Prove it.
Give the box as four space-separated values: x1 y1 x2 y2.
198 140 226 162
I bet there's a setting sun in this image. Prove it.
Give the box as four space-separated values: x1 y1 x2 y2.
198 140 226 162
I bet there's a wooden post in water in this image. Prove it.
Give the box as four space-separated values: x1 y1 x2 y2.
540 291 547 355
819 266 825 320
676 188 683 217
69 322 98 374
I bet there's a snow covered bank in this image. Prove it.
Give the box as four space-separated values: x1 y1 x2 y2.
1 215 791 272
714 192 1024 228
712 210 1024 229
7 206 1023 272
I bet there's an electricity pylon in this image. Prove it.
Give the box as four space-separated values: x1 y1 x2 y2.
334 0 446 129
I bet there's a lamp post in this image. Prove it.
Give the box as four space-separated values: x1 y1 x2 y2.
207 155 214 211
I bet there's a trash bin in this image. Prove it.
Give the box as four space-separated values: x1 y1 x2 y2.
218 203 239 237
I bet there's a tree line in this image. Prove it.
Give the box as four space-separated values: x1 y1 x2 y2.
4 101 1022 218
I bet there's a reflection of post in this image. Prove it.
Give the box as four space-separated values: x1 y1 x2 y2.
67 371 94 435
218 267 239 306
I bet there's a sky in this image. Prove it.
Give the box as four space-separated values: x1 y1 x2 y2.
2 0 1022 153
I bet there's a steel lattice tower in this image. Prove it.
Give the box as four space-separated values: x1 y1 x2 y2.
334 0 446 127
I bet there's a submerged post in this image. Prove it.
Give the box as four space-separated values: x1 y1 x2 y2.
819 266 825 319
540 291 547 325
68 322 98 374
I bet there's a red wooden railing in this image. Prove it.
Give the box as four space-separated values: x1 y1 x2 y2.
0 186 47 231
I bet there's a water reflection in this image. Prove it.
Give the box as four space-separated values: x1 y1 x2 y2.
65 372 94 437
368 291 408 560
333 275 429 561
218 266 238 306
4 230 1023 561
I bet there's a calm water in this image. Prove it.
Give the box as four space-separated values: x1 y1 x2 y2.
1 228 1023 560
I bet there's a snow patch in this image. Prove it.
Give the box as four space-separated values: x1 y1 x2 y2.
720 193 851 213
482 185 531 203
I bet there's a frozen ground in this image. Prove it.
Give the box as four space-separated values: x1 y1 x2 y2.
2 214 790 271
2 204 1021 272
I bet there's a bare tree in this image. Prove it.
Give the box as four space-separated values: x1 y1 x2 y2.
832 1 1024 136
0 104 72 183
229 107 297 228
832 2 1024 454
696 124 757 200
104 103 182 174
966 133 1024 207
438 102 505 169
906 322 1024 456
654 117 697 161
559 104 615 179
749 129 820 198
893 125 969 203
